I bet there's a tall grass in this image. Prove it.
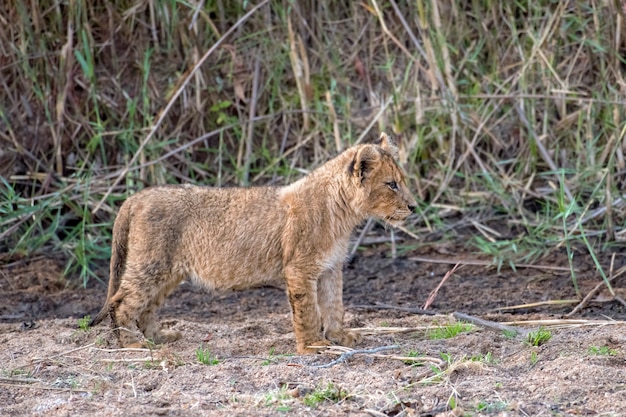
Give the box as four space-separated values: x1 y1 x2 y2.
0 0 624 287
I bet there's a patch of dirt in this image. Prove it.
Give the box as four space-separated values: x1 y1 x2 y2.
1 242 626 416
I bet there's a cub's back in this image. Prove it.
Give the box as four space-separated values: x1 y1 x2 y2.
123 185 287 289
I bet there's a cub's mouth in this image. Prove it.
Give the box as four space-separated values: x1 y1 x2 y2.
384 212 412 226
395 209 414 220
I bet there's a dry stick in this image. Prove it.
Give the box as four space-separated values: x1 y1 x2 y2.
495 299 579 311
31 343 96 363
89 347 154 354
31 329 148 363
605 168 614 241
501 318 624 328
352 326 438 335
242 52 261 186
0 377 39 384
96 357 159 364
363 409 388 417
0 382 91 393
349 218 417 262
614 296 626 308
286 17 309 131
325 91 342 152
226 356 279 364
349 303 437 316
348 218 374 261
566 255 626 317
557 173 607 251
462 93 626 106
453 312 530 338
360 235 405 245
311 345 399 368
387 0 444 85
515 102 574 202
409 255 572 272
315 346 444 368
575 195 625 227
92 0 270 214
353 97 393 145
394 224 421 241
369 0 413 59
423 263 461 310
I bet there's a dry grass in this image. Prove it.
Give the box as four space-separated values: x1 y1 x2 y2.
1 1 625 286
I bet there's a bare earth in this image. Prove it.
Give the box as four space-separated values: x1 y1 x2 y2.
1 241 625 416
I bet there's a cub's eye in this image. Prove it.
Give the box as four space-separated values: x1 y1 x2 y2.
386 181 398 191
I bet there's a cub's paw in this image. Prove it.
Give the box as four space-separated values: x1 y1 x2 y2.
123 342 147 349
157 329 182 343
118 330 145 348
327 329 363 347
298 339 332 355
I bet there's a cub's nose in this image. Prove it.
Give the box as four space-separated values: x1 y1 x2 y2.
408 205 416 212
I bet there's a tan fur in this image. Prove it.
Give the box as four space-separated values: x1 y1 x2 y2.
90 133 417 354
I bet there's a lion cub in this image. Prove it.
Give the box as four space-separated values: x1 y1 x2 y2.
90 133 416 354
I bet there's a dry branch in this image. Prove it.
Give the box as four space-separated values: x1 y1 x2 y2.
0 382 91 393
567 256 626 317
349 303 437 316
423 263 461 310
409 256 572 272
453 312 530 338
311 345 394 368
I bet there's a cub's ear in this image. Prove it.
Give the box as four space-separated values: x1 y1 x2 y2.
375 132 399 159
348 145 380 184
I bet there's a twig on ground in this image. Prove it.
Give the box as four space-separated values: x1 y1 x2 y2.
0 382 91 393
227 356 279 364
0 377 39 385
349 303 437 316
32 343 96 363
566 256 626 317
423 263 461 310
500 318 625 328
495 299 579 312
351 326 442 335
409 256 572 272
89 347 153 353
453 312 530 338
310 345 399 368
96 357 159 363
312 344 445 368
363 409 388 417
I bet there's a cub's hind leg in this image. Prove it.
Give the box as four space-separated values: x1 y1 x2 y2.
111 264 182 347
110 280 145 348
137 275 183 344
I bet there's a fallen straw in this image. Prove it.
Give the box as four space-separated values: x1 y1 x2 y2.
453 312 530 338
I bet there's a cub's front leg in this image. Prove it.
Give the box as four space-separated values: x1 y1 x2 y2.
284 264 330 354
317 267 362 348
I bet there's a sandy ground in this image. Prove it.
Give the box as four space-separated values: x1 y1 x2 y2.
1 244 626 416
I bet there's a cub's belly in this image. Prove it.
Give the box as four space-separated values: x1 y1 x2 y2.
185 259 283 291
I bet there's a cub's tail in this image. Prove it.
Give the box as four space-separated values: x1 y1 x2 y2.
89 200 132 327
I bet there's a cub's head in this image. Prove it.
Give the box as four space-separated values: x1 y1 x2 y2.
348 133 417 224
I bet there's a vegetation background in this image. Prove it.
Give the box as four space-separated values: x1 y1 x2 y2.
1 0 625 293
